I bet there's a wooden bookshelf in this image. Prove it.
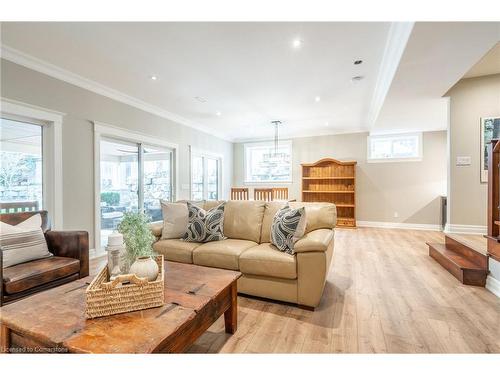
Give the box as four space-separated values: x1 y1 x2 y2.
301 158 357 228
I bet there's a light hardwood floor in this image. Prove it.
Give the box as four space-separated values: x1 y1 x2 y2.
93 228 500 353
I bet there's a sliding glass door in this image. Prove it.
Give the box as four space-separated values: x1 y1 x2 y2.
99 137 173 247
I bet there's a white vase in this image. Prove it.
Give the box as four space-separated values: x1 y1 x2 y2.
129 256 159 282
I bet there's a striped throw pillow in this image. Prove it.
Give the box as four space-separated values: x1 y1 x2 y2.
0 214 52 268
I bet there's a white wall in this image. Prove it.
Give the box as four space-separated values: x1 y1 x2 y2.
446 74 500 230
234 131 447 226
1 59 233 248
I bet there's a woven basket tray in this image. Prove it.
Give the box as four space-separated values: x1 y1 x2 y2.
85 255 164 319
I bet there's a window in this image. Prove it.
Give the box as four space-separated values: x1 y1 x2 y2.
191 152 221 201
95 122 178 250
0 100 63 228
367 133 422 162
244 141 292 183
0 118 43 211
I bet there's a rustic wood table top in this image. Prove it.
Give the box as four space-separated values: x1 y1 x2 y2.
0 261 241 353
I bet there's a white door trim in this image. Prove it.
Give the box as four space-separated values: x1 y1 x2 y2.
1 97 64 229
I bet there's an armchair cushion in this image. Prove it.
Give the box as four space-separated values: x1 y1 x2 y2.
293 229 334 253
3 256 80 294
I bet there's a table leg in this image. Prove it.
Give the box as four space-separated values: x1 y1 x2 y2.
224 281 238 334
1 324 10 353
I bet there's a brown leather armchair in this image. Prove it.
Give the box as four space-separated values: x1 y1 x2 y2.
0 210 89 306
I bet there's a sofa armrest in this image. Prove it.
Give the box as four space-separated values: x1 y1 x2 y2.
294 229 334 253
45 230 89 278
149 221 163 240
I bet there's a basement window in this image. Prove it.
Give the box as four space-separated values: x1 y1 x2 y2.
367 133 423 162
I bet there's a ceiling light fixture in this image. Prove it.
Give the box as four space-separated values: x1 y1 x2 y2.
216 111 222 116
325 122 330 127
351 76 364 83
354 60 363 65
315 96 321 102
271 120 283 156
292 39 302 49
150 75 157 81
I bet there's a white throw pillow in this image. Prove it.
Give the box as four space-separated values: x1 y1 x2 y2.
0 214 52 268
160 200 190 239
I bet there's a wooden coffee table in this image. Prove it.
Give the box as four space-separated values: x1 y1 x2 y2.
0 261 241 353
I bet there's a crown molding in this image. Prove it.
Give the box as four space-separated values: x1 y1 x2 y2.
365 22 414 129
1 44 233 142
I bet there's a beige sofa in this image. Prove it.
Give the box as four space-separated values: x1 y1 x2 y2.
150 200 336 308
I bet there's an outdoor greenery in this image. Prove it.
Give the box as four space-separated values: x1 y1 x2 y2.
101 191 120 206
117 211 156 267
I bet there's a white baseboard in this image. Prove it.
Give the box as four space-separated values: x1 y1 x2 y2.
486 276 500 298
444 224 487 235
357 221 442 231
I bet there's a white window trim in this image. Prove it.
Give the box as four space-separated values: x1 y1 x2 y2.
1 97 64 229
189 146 223 200
367 132 423 163
93 121 179 251
243 140 293 184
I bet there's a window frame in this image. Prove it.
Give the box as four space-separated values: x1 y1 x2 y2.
1 98 64 228
189 147 223 201
367 132 423 163
243 140 293 184
94 121 179 252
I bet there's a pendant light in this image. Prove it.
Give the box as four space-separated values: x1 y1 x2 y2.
271 120 282 156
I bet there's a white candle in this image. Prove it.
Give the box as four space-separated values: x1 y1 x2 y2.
108 231 123 247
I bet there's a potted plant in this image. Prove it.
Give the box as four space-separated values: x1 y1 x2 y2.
117 211 158 281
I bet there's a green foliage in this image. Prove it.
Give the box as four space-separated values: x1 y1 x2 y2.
101 191 120 206
117 211 155 266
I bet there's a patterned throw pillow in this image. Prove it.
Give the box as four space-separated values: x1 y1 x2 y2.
182 202 226 242
270 205 306 255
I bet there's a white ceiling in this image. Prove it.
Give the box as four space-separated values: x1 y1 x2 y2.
1 22 499 141
373 22 500 134
464 41 500 78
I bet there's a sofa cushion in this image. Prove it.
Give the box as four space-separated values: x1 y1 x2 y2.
224 201 266 243
203 200 226 210
193 239 257 270
239 243 297 279
183 202 226 242
289 202 337 233
3 256 80 295
153 239 202 263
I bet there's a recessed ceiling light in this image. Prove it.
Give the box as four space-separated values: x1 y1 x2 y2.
354 60 363 65
325 122 330 127
292 39 302 49
315 96 321 102
351 76 364 83
150 75 157 81
216 111 222 116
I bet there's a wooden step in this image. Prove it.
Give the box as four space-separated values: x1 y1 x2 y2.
444 234 488 268
428 243 488 286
